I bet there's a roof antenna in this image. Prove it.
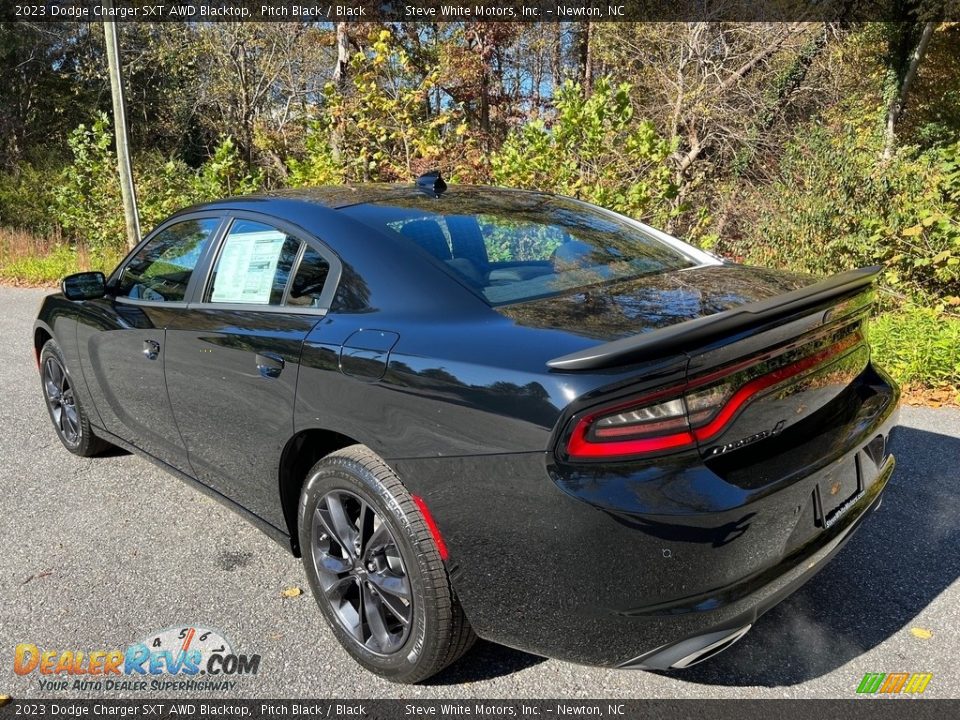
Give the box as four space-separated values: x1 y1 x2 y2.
416 170 446 197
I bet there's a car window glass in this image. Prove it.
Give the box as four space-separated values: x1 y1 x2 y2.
287 245 331 309
341 194 697 306
477 215 570 262
117 218 219 302
206 220 300 305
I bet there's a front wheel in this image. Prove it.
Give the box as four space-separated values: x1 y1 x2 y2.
40 339 111 457
298 445 475 683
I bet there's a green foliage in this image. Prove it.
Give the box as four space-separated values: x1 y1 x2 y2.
54 114 260 251
286 116 345 187
195 136 263 198
291 29 465 184
729 116 960 303
490 78 678 226
54 114 125 250
871 306 960 389
0 162 60 235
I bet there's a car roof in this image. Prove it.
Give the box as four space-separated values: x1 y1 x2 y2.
175 183 562 216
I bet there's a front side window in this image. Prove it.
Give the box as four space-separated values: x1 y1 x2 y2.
206 220 301 305
117 218 219 302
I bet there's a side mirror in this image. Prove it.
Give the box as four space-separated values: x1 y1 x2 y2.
61 272 107 301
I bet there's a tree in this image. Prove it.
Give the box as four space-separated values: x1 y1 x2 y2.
882 21 936 159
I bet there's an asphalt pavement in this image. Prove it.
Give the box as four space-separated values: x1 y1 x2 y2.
1 286 958 699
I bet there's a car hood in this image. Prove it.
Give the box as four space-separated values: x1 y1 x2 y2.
497 264 814 343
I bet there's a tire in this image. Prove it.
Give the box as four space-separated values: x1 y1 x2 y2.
298 444 475 683
39 339 111 457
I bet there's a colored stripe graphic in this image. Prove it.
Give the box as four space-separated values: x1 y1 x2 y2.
857 672 932 695
857 673 886 693
903 673 933 694
880 673 909 693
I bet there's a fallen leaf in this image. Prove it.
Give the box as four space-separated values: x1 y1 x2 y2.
281 586 302 598
910 627 933 640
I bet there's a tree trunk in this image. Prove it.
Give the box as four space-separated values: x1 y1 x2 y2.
578 22 593 93
883 21 935 160
552 25 563 89
330 22 350 164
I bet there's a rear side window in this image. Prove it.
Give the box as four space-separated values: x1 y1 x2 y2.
287 246 330 309
117 218 219 302
206 220 300 305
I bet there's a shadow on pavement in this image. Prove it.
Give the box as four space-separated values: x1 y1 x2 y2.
426 640 546 685
98 445 133 458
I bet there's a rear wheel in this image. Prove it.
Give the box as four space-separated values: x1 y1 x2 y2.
40 339 111 457
298 445 475 683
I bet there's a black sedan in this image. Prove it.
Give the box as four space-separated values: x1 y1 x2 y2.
34 174 899 682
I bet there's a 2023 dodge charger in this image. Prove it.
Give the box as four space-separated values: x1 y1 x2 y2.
35 174 899 682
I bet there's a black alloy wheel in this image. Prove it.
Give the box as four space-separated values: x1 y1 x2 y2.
298 445 475 683
39 339 111 457
43 354 81 447
312 489 413 654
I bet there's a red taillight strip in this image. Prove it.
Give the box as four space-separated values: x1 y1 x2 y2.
566 333 861 459
567 424 695 458
411 494 450 561
690 333 859 443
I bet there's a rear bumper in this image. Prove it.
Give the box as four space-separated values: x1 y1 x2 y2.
390 363 899 667
621 453 894 669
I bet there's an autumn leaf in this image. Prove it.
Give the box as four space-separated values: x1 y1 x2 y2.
281 586 302 598
910 627 933 640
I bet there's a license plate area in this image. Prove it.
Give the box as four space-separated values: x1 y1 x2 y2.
814 455 865 529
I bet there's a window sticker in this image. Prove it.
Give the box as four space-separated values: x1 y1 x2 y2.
211 230 287 304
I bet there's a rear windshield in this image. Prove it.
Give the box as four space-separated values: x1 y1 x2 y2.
340 192 698 306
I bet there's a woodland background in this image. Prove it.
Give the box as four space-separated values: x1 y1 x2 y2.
0 21 958 393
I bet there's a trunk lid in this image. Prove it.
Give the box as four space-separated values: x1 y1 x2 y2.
498 264 814 343
550 266 880 466
682 290 873 463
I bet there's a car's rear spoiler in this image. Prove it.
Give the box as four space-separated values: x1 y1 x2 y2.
547 266 881 371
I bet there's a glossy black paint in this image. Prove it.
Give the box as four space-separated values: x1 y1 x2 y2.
34 185 900 669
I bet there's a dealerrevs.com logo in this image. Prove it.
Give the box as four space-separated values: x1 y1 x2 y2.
13 626 260 693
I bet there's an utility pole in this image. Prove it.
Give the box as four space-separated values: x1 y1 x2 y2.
103 5 141 249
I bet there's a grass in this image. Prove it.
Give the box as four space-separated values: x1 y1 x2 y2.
870 306 960 401
0 227 123 286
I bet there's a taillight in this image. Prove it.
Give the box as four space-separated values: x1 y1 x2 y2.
564 332 860 461
566 392 700 459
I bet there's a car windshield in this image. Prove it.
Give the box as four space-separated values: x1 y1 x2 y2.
340 191 699 306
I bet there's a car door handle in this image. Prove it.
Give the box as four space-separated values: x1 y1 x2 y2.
143 339 160 361
256 352 285 378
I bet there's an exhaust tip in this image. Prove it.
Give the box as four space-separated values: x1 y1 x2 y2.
619 624 752 671
670 624 752 669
